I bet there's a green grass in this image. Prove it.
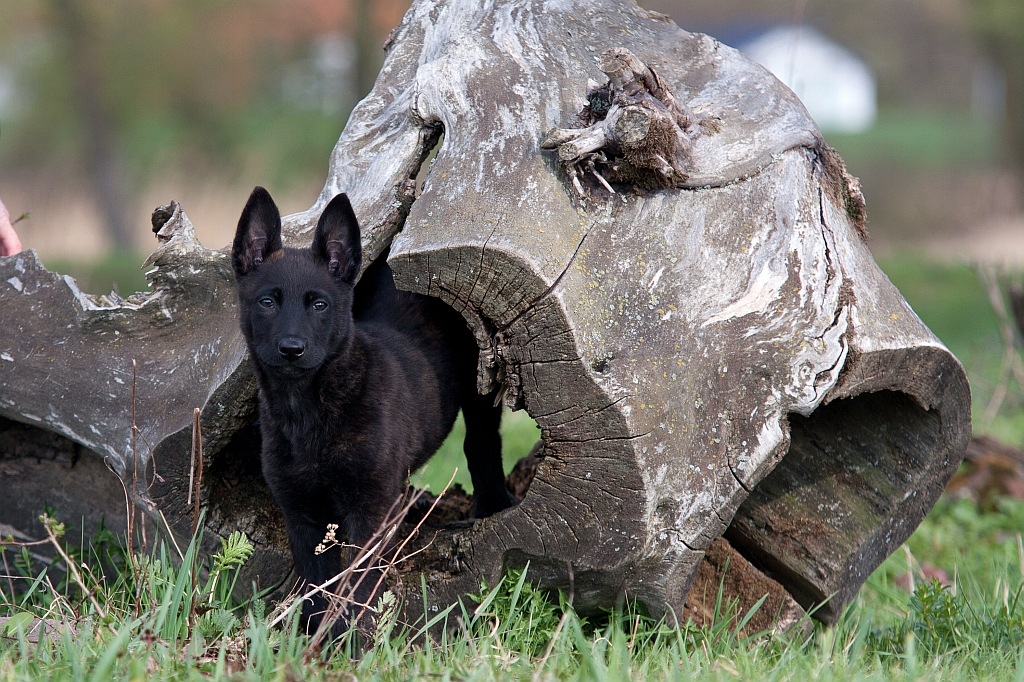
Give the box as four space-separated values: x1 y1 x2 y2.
4 498 1024 680
416 408 541 495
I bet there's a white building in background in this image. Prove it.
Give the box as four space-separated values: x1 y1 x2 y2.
739 26 877 134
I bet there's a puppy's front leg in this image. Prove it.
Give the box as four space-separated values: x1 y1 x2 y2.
338 499 394 628
283 512 344 635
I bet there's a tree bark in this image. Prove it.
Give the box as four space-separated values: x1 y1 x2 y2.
0 0 969 627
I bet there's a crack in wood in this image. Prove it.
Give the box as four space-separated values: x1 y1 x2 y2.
530 393 632 425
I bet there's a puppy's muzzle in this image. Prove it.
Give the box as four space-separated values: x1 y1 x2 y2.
278 337 306 360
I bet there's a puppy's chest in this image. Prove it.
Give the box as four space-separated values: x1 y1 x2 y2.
262 411 366 481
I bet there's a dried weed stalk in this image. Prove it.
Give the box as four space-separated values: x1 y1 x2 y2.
189 408 205 536
977 266 1024 427
188 407 205 630
269 471 457 651
39 514 107 623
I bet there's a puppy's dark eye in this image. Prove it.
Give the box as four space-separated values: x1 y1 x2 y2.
312 300 328 311
259 297 274 308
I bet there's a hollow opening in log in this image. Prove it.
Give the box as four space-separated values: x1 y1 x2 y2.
725 389 943 624
414 407 541 503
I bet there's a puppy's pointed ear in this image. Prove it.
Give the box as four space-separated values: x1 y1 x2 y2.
312 193 361 286
232 186 283 277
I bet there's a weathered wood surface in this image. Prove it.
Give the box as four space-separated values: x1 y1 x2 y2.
0 0 969 625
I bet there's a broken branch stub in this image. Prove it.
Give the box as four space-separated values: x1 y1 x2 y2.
0 0 968 629
540 47 721 191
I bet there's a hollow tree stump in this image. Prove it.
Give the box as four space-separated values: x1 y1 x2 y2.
0 0 969 627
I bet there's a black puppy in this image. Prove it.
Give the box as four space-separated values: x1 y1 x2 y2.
232 186 516 633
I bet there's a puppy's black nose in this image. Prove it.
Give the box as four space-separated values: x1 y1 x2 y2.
278 338 305 359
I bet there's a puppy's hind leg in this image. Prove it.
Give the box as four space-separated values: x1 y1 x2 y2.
462 388 518 517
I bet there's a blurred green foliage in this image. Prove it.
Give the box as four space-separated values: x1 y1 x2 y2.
0 0 359 191
971 0 1024 171
826 109 998 170
972 0 1024 33
876 255 1000 354
43 251 151 296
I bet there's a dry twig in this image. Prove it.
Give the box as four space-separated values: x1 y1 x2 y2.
309 475 455 651
190 408 205 536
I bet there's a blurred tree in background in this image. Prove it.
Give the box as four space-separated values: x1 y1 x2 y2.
0 0 1020 257
972 0 1024 175
49 0 131 249
0 0 405 249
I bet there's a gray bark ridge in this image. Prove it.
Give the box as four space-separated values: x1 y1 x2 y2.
0 204 243 487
